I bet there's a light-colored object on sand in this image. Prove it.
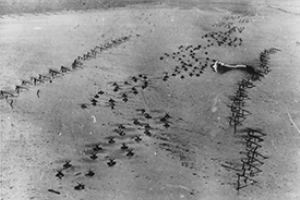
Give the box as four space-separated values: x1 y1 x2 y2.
91 115 97 123
287 111 300 134
212 60 247 73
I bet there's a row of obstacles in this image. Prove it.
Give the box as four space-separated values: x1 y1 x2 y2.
228 78 254 134
0 35 132 103
225 48 280 191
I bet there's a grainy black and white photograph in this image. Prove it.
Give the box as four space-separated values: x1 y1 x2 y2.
0 0 300 200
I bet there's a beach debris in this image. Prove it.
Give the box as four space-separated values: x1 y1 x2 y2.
126 149 134 157
80 103 88 109
107 159 116 167
98 90 104 95
134 135 142 142
90 153 98 160
132 87 138 95
133 119 142 126
121 143 129 150
85 170 95 177
144 129 152 136
63 161 72 169
91 115 97 123
136 108 146 114
48 189 60 195
144 113 152 119
37 89 40 98
108 137 115 144
92 144 103 152
108 98 116 109
74 183 85 190
55 170 64 179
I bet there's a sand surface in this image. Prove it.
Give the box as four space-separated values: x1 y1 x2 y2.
1 1 300 200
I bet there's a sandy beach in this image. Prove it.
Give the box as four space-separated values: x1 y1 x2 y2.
1 1 300 200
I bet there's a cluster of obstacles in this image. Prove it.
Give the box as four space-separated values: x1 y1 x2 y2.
159 15 250 82
49 108 179 193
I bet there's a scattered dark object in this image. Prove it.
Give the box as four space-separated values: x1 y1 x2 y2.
90 153 98 160
132 87 138 95
134 136 142 142
85 170 95 177
163 113 170 119
93 144 103 151
144 129 152 136
107 159 116 167
126 150 134 157
118 129 126 136
98 90 104 95
144 113 152 119
163 123 170 128
160 116 169 123
113 85 120 92
48 189 60 195
108 98 115 103
132 76 138 82
108 98 116 109
74 183 85 190
133 119 142 126
91 98 97 103
121 143 129 150
80 104 88 109
136 108 146 114
55 170 64 179
118 124 126 129
121 93 128 99
63 161 72 169
163 75 169 81
108 137 115 144
37 89 40 98
141 81 148 89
